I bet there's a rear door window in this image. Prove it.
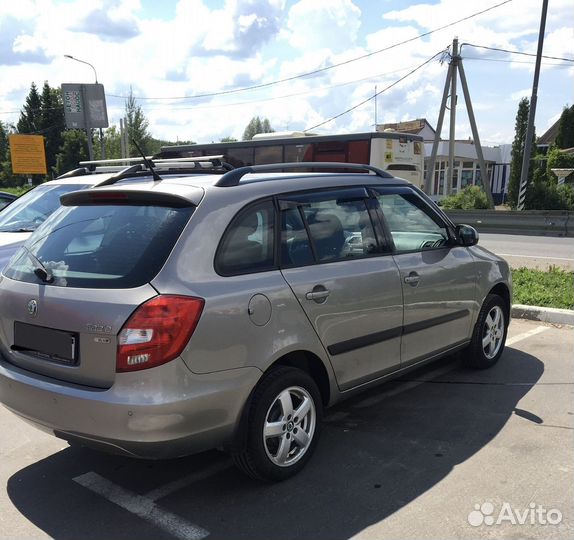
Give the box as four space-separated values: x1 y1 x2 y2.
4 203 194 288
279 188 383 267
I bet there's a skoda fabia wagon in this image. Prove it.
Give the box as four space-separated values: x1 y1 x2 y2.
0 162 510 481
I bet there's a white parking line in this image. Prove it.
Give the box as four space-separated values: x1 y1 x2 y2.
146 460 232 502
506 325 550 346
74 472 209 540
497 253 574 262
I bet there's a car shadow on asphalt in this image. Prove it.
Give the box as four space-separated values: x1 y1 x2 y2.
7 347 543 540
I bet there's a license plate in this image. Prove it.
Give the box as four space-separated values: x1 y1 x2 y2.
13 322 78 365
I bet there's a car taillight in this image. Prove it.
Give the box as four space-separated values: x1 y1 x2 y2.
117 295 204 372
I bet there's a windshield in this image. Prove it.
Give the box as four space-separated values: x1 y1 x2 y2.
0 183 91 233
4 203 194 288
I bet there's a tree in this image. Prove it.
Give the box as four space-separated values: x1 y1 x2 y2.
125 87 152 156
40 82 65 176
17 83 42 134
0 121 8 168
220 136 238 142
555 105 574 149
94 125 122 160
242 116 274 140
0 122 14 186
54 130 89 177
507 98 536 209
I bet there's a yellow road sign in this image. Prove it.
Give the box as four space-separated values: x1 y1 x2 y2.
9 134 47 175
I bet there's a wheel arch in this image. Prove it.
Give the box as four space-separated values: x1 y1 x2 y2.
488 282 511 322
228 349 333 452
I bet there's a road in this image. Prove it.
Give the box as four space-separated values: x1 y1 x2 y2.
479 233 574 270
1 319 572 540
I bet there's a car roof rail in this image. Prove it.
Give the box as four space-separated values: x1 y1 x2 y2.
56 167 90 179
214 162 393 187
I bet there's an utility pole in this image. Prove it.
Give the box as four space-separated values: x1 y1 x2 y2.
374 85 378 129
447 38 458 196
120 118 126 160
517 0 548 211
424 38 494 208
80 84 94 161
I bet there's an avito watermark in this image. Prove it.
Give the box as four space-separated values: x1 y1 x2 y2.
468 502 562 527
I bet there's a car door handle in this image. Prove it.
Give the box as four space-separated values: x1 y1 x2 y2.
305 289 330 301
404 272 420 285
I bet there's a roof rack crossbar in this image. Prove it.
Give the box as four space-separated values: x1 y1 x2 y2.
79 157 154 166
215 162 392 187
153 155 225 163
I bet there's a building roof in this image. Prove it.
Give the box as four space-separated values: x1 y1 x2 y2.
538 118 560 145
376 118 436 136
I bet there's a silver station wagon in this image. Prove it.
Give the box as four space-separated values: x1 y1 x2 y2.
0 162 511 481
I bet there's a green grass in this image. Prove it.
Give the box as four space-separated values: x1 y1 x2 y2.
512 267 574 310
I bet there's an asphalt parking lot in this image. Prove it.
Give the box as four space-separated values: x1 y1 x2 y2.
1 318 572 540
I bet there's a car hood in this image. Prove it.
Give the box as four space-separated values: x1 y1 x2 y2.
0 232 32 271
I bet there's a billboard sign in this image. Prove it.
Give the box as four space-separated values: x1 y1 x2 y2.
61 83 109 129
9 134 47 175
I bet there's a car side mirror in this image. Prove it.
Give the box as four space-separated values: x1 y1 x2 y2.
455 224 479 246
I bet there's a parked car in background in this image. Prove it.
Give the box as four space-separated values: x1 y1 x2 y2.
0 162 511 482
0 156 229 270
0 180 98 270
0 191 17 211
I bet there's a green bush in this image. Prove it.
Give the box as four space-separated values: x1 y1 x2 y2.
557 184 574 210
440 185 490 210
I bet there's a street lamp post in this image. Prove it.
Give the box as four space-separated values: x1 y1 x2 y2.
64 54 105 159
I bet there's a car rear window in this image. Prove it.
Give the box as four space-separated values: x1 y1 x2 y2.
4 203 194 288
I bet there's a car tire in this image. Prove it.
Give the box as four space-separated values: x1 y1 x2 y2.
232 366 322 482
464 293 508 369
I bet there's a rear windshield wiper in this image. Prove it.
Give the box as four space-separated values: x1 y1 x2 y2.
23 246 54 283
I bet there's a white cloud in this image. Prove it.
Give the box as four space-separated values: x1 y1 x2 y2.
283 0 361 52
0 0 571 146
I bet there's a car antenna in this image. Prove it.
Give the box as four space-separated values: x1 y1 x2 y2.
132 139 162 182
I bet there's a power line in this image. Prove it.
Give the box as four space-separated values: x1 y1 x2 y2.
138 63 424 112
304 49 447 133
463 55 572 66
106 0 514 102
4 68 401 116
460 42 574 62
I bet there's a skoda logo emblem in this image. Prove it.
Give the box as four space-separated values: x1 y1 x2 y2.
27 300 38 317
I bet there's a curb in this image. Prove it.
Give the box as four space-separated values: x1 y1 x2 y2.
511 304 574 326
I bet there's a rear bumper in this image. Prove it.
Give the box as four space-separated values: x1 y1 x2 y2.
0 355 261 459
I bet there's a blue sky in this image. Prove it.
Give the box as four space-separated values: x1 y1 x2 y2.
0 0 572 145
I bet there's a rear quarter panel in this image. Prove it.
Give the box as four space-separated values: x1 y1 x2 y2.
151 191 339 400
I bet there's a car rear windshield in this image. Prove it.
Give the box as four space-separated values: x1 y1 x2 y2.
0 183 92 233
4 203 194 288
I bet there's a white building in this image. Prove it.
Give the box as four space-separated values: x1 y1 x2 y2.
423 141 511 204
378 119 511 204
